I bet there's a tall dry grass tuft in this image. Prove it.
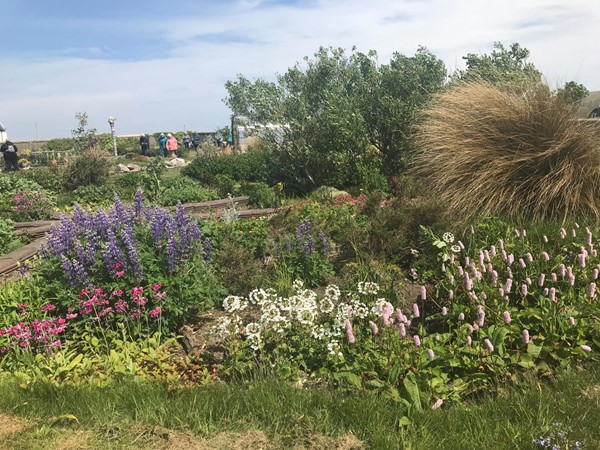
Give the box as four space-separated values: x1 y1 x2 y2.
411 81 600 222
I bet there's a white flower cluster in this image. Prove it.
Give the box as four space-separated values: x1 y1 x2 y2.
213 280 388 355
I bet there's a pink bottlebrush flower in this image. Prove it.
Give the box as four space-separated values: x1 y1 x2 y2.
396 308 404 322
427 349 435 360
526 252 533 262
572 229 577 238
477 311 485 327
526 277 532 286
542 251 550 261
518 258 526 269
490 246 497 257
593 268 599 280
466 278 473 291
484 339 494 353
538 274 545 287
458 312 465 321
505 279 513 293
559 264 567 277
498 239 504 250
398 322 406 337
588 282 597 299
569 316 576 326
466 336 472 346
578 253 587 268
368 320 379 336
472 323 479 331
432 399 443 410
543 288 549 296
41 304 55 312
450 254 455 264
420 286 427 300
522 229 527 237
413 335 421 347
514 229 520 237
442 307 448 316
448 290 454 300
481 291 487 300
502 249 508 261
344 319 355 344
474 270 482 280
492 270 498 286
580 345 592 352
521 284 528 297
522 329 530 345
559 228 566 239
549 288 556 302
457 266 464 276
479 251 485 267
568 274 576 286
458 240 465 250
551 272 558 283
484 250 490 262
503 311 511 324
467 324 474 333
441 263 446 273
449 275 455 284
413 303 420 318
586 228 593 246
507 254 515 266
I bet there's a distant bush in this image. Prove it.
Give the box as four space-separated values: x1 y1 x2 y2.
183 148 271 185
240 181 281 209
63 150 111 191
412 81 600 221
159 177 219 206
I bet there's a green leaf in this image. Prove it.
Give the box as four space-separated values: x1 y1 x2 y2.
527 343 542 359
402 372 422 412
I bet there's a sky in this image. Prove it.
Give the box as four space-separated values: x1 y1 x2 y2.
2 0 600 141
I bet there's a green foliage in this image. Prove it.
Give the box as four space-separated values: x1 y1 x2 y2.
159 177 219 206
182 148 271 185
39 138 73 154
453 42 542 87
556 81 590 106
224 46 446 191
71 112 97 154
0 175 55 221
72 185 115 207
63 150 111 191
0 217 20 255
14 166 64 193
240 181 281 208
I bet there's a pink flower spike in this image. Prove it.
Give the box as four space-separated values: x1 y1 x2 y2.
427 349 435 360
413 335 421 347
503 311 511 324
466 336 472 346
344 319 355 344
151 283 162 291
420 286 427 300
580 345 592 352
368 320 379 336
442 307 448 316
484 339 494 353
569 316 576 326
458 312 465 321
398 322 406 337
412 303 420 318
432 399 443 410
588 282 597 299
522 329 530 345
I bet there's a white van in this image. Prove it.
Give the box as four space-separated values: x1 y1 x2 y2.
0 122 6 144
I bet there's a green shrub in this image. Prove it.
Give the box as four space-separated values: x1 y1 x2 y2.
240 182 281 209
0 218 20 255
63 150 111 191
72 185 115 207
15 166 64 193
213 174 237 198
183 148 271 185
159 177 219 206
412 81 600 221
0 176 55 221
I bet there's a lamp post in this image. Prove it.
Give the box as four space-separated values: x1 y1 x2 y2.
108 116 117 157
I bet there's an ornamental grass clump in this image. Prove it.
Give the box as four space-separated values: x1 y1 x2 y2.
412 81 600 222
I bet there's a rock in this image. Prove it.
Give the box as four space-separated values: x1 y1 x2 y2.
116 163 130 172
130 154 151 162
165 157 188 168
126 164 141 172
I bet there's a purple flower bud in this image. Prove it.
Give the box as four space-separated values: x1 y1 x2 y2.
522 329 530 345
412 303 420 318
484 338 494 353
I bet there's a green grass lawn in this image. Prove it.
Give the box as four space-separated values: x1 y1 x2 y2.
1 364 598 450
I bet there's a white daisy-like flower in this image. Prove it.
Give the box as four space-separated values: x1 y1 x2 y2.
222 295 244 313
246 332 263 351
451 244 461 253
296 307 317 325
277 296 294 311
245 322 261 335
442 232 455 244
319 297 335 314
358 281 380 295
249 288 269 305
292 279 305 292
324 284 341 302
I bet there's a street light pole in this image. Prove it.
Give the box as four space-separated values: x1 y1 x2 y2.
108 116 117 157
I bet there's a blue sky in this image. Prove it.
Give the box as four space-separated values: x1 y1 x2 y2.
2 0 599 140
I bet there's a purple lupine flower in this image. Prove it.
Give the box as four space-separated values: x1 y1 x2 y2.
484 339 494 353
345 319 355 344
319 230 329 254
369 320 379 336
588 282 597 299
503 311 511 324
522 329 530 345
427 349 435 360
412 303 420 318
121 224 142 279
134 188 143 218
203 238 213 262
413 335 421 347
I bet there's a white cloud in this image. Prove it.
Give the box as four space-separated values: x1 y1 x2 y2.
3 0 600 140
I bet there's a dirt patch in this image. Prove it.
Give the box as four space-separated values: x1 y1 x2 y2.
54 430 92 450
582 384 600 399
149 427 364 450
0 413 29 437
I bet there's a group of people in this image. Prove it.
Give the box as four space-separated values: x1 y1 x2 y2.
139 132 203 158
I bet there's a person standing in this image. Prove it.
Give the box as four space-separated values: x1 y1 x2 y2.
183 132 191 151
0 140 19 171
139 134 150 155
166 133 178 157
192 132 201 154
158 133 168 158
